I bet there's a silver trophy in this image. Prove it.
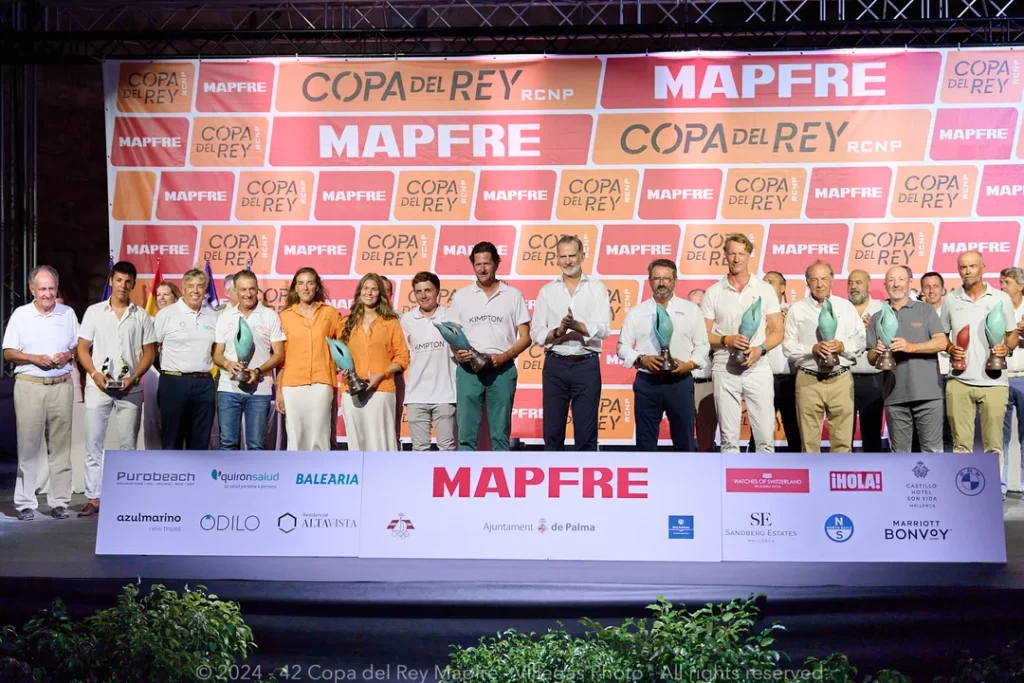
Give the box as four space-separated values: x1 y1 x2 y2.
101 357 131 390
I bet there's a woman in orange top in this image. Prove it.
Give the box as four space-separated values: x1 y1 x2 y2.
339 273 410 451
276 268 343 451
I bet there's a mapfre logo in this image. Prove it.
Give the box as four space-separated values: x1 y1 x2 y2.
276 224 355 276
762 223 849 275
119 224 197 274
196 62 275 112
111 117 190 167
726 468 810 493
596 224 680 275
315 171 394 221
475 169 556 221
155 171 235 221
829 471 883 491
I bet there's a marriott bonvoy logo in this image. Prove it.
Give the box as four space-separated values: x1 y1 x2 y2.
725 469 810 493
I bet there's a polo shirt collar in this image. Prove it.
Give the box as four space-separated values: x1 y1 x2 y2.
953 283 995 301
286 301 324 316
30 301 63 317
721 273 755 293
176 298 206 315
888 297 917 309
102 298 138 315
470 279 507 294
410 306 441 320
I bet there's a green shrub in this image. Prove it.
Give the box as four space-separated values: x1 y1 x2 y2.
0 581 274 683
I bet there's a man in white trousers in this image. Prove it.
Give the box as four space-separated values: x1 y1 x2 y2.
75 261 157 516
701 233 783 453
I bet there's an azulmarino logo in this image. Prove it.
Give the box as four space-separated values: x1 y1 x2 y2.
210 469 280 483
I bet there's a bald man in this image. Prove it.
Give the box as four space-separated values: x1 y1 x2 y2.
945 251 1016 473
848 269 885 452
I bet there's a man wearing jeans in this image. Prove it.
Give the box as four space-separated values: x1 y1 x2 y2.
213 271 285 450
76 261 157 516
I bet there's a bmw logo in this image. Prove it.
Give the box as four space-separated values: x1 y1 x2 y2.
824 514 854 543
956 467 985 496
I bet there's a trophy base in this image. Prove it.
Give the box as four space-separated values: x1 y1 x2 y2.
951 361 967 372
104 380 126 390
817 353 839 370
230 370 250 383
346 378 370 395
658 349 677 372
986 354 1008 371
467 349 493 374
874 349 896 372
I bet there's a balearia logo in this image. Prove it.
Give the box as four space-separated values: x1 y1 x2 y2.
115 471 195 486
210 468 280 487
295 473 360 485
116 513 182 523
200 514 260 531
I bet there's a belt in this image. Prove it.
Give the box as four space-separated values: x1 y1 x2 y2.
798 366 850 380
161 371 212 378
1010 372 1024 378
15 373 69 385
694 377 713 384
546 352 598 362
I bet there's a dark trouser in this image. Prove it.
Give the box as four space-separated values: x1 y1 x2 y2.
853 373 885 452
634 372 695 452
542 353 601 451
159 373 216 450
749 375 800 452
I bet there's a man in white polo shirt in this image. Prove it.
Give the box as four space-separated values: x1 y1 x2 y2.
2 265 79 520
212 271 285 450
75 261 157 517
701 234 783 453
401 271 458 451
449 242 531 451
945 250 1017 469
999 267 1024 496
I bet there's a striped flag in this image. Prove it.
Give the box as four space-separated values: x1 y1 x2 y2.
145 259 162 316
100 254 113 301
204 259 219 308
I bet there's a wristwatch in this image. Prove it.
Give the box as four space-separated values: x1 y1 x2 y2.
759 344 767 355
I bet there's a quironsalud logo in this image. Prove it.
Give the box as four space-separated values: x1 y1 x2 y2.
210 469 280 485
913 461 930 479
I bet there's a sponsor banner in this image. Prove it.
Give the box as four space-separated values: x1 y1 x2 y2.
358 453 723 561
95 450 363 557
593 110 931 165
395 278 473 315
236 171 314 222
516 348 547 388
512 374 635 443
602 52 942 109
156 171 235 221
269 114 594 167
805 167 891 219
255 277 362 314
929 108 1018 161
761 224 849 276
932 221 1020 273
190 117 268 166
276 225 355 276
846 222 934 276
605 279 640 330
515 225 598 276
721 169 806 219
978 165 1024 217
394 171 475 221
112 171 157 221
199 225 275 275
556 170 639 221
110 116 189 167
597 224 681 275
196 62 276 112
116 63 195 113
890 166 977 218
315 171 395 221
119 224 197 275
435 225 514 277
475 169 557 220
276 59 602 112
354 225 436 275
638 168 722 220
681 224 765 276
601 335 635 385
504 279 548 318
722 453 1005 562
940 51 1024 103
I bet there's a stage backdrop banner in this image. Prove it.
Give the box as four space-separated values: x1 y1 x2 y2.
721 453 1006 563
95 450 363 556
103 49 1024 446
358 453 723 561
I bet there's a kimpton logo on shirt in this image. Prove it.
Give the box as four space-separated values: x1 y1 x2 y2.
469 314 504 324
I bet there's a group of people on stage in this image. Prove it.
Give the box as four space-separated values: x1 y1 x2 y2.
4 233 1022 520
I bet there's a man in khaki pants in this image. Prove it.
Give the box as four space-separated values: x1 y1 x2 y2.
782 261 865 452
945 250 1017 472
2 265 80 520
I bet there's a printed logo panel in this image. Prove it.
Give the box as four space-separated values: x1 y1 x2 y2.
515 225 598 276
434 225 515 277
805 167 892 219
605 279 640 331
276 59 602 112
510 388 545 439
199 225 275 275
602 52 942 109
940 51 1024 103
638 168 722 220
116 62 195 113
593 110 931 165
929 108 1018 161
978 165 1024 217
315 171 395 221
110 117 190 167
475 170 556 221
354 226 436 275
236 171 314 222
518 387 636 441
112 171 157 221
890 166 977 218
190 117 268 167
119 224 198 275
762 223 849 276
601 335 635 385
932 221 1020 273
276 225 355 276
596 224 681 275
269 115 593 167
156 172 235 221
395 278 473 315
725 468 810 493
504 279 548 319
516 344 547 386
681 224 765 276
556 170 639 221
846 223 935 276
195 62 275 112
394 171 475 221
721 169 806 219
258 277 363 313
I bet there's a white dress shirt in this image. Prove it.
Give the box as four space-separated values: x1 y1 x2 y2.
851 298 883 375
400 305 458 404
78 299 157 393
782 295 866 372
617 296 710 373
215 302 286 396
2 302 79 378
155 298 217 373
701 275 781 372
530 274 610 356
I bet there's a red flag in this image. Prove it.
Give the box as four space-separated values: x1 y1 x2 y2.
145 260 163 316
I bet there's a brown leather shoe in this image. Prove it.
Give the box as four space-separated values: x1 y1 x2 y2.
78 501 100 517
